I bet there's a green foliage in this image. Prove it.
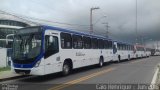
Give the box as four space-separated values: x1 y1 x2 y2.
0 66 11 72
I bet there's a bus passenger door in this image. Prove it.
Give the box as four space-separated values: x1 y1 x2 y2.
113 42 118 61
44 35 60 74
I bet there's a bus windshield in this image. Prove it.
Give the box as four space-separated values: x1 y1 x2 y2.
12 28 42 62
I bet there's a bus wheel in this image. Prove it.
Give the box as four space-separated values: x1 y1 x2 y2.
62 62 70 76
118 55 121 62
128 55 130 60
136 54 138 58
99 57 104 67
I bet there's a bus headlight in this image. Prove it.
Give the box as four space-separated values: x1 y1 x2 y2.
34 61 41 67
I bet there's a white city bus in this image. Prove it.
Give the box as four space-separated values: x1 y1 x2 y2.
134 45 146 58
145 48 151 57
154 49 160 56
11 25 146 75
152 49 160 56
112 41 135 62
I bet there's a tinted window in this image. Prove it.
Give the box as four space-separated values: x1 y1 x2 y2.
122 44 124 50
117 43 120 50
98 39 104 49
123 44 126 50
118 43 123 50
127 45 130 50
83 36 91 49
73 35 83 49
92 38 98 49
108 41 112 49
104 40 109 49
45 36 59 58
61 33 72 49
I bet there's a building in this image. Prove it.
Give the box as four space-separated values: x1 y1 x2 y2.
0 13 35 67
0 13 34 47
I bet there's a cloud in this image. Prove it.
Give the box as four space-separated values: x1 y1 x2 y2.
0 0 160 46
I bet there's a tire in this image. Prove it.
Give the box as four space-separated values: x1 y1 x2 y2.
118 55 121 62
128 55 130 60
62 62 70 76
136 54 138 58
99 57 104 67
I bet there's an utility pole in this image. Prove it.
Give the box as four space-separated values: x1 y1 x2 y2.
150 39 155 49
90 7 100 34
142 37 148 46
135 0 138 44
102 22 110 38
157 40 159 49
141 36 144 45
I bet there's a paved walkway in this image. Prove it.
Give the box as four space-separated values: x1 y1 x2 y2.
0 70 21 80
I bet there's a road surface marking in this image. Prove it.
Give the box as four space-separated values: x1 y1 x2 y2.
48 67 115 90
150 65 159 90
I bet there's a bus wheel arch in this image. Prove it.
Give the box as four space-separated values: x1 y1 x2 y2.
62 58 73 76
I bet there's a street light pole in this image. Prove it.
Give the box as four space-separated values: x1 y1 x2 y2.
150 39 155 49
90 7 100 34
135 0 138 44
157 40 159 49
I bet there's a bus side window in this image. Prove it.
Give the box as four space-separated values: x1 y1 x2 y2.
73 35 83 49
91 38 98 49
44 35 59 59
108 41 113 49
60 33 72 49
98 39 104 49
83 36 91 49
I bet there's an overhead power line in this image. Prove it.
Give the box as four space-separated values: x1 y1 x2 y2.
0 10 40 25
0 10 90 27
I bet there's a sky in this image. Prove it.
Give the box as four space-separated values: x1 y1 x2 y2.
0 0 160 48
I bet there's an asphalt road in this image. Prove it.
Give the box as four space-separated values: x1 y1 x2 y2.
1 56 160 90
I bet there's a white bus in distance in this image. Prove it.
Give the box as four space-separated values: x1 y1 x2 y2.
134 45 147 58
11 25 148 75
151 49 160 56
145 48 152 57
112 42 134 62
154 49 160 56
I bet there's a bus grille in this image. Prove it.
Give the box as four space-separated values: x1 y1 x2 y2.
14 69 31 74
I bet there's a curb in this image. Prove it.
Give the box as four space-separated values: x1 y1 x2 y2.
0 75 29 82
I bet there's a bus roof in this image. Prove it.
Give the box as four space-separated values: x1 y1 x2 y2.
42 25 113 40
42 25 133 45
22 25 133 45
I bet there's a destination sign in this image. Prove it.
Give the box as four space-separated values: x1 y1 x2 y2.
17 27 42 34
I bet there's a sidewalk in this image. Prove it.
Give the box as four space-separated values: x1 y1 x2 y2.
0 70 22 81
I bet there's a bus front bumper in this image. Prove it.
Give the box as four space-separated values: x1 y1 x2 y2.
13 65 45 75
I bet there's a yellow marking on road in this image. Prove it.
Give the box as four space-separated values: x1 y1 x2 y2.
48 68 115 90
